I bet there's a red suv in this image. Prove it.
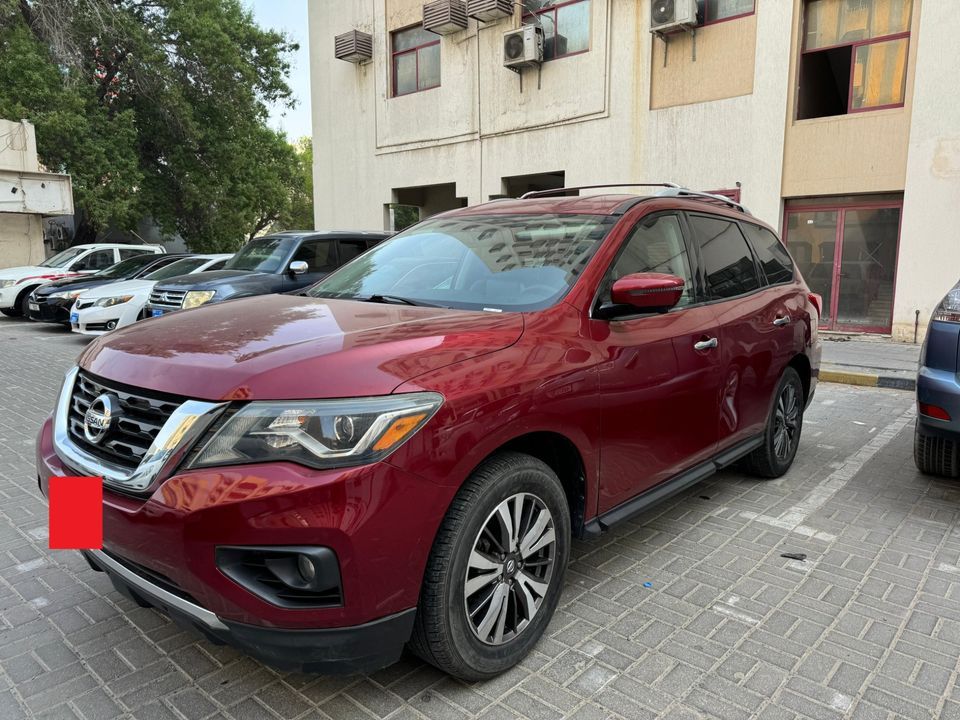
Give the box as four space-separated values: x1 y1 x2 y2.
37 189 820 680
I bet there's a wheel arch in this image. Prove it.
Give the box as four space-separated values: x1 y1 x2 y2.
787 352 812 405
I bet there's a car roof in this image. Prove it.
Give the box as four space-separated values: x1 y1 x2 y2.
433 194 776 232
265 230 393 239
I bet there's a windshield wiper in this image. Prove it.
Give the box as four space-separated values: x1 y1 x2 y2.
364 294 444 308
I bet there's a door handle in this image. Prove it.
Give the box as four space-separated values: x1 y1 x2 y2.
773 316 791 327
694 337 718 351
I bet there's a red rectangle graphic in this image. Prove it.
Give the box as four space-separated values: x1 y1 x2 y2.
49 476 103 550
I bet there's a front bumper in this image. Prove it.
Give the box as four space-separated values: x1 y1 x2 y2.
81 548 415 673
27 296 72 324
0 284 22 309
917 366 960 440
72 302 140 335
36 413 451 672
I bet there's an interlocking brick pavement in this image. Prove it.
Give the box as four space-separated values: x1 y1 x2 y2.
1 316 956 720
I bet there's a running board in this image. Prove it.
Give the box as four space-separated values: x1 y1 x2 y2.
580 435 763 539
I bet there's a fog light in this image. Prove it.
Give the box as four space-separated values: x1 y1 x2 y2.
106 320 117 330
297 554 316 583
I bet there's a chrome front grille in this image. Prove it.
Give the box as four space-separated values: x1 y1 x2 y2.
148 289 186 309
67 372 183 471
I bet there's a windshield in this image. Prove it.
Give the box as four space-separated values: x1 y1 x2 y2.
145 257 210 280
93 254 158 279
308 214 615 312
224 237 293 272
40 247 85 268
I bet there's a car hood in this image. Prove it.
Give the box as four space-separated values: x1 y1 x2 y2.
80 279 156 299
152 269 259 290
34 276 116 297
79 295 524 400
0 266 78 283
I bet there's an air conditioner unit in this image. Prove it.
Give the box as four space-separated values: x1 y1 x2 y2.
466 0 513 23
650 0 698 33
503 25 543 70
423 0 468 35
334 30 373 63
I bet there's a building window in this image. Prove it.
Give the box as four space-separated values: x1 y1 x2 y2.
798 0 912 119
391 25 441 97
697 0 755 25
522 0 590 61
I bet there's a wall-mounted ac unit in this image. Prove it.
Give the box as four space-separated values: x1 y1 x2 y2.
650 0 698 33
466 0 513 23
423 0 468 35
334 30 373 63
503 25 543 70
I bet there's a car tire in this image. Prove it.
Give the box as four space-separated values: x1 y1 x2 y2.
743 367 804 479
0 308 20 318
914 423 959 478
409 451 570 681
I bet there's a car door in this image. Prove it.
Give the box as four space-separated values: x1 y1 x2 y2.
687 213 787 449
592 212 723 514
284 239 338 290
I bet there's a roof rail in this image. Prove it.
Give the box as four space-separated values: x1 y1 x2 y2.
520 182 680 199
652 187 751 216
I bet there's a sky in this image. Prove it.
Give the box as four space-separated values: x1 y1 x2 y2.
247 0 313 142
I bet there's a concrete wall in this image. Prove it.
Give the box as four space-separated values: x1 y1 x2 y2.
0 120 45 268
640 3 793 228
781 0 922 198
892 0 960 342
310 0 644 230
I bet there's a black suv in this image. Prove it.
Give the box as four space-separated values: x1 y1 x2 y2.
27 254 187 325
144 231 390 317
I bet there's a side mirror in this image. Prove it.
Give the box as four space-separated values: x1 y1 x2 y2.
288 260 308 276
71 261 88 272
610 273 685 312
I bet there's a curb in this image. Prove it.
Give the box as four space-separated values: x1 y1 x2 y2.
820 368 916 392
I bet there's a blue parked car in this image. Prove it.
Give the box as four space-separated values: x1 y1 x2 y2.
916 281 960 477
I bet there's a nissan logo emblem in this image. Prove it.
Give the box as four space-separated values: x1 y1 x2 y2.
83 393 120 444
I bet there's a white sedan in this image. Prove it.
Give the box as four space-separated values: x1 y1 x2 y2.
70 254 231 335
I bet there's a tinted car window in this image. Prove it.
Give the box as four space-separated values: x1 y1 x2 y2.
293 240 337 272
338 240 367 264
146 257 210 280
118 248 147 260
742 223 795 285
608 214 695 308
78 249 116 271
309 214 615 312
689 215 761 299
40 247 85 268
94 254 165 279
225 237 294 272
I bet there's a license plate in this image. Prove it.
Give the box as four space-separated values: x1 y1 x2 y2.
151 309 164 317
28 302 39 312
70 312 79 324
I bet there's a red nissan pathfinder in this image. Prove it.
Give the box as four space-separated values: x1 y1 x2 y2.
37 188 821 680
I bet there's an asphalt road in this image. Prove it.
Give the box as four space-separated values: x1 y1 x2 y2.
1 316 954 720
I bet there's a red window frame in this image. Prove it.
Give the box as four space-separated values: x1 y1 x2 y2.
781 196 904 334
799 4 911 116
391 26 441 98
522 0 591 61
698 0 756 27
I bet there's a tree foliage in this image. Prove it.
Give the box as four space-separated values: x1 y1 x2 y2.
0 0 310 251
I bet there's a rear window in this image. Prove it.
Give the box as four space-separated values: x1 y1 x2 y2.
741 223 795 285
688 215 761 299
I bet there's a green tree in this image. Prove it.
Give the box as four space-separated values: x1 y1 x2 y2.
0 0 307 251
272 137 315 233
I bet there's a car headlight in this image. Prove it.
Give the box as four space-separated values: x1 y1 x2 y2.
49 289 84 300
95 295 134 307
0 279 18 289
188 393 444 470
182 290 216 309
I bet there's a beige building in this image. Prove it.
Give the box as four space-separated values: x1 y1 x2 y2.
309 0 960 340
0 119 73 268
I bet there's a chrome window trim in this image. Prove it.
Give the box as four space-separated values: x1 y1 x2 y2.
86 549 227 631
53 366 226 492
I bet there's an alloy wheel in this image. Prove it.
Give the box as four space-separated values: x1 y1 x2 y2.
773 382 800 460
463 492 557 646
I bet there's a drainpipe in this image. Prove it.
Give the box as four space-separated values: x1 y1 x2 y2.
914 309 920 344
